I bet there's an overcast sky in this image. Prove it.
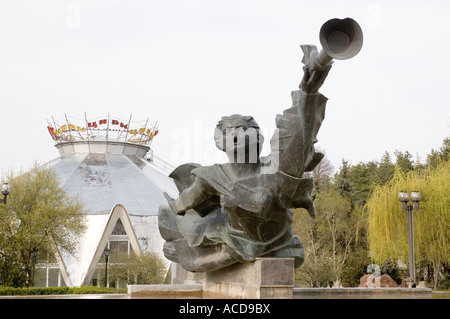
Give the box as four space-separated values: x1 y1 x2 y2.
0 0 449 177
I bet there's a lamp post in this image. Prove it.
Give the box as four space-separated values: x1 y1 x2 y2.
103 248 110 287
31 248 39 287
1 183 10 204
399 191 421 287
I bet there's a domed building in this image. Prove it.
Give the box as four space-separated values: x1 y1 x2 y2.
39 114 178 287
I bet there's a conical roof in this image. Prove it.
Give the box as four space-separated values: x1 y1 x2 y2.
48 146 178 216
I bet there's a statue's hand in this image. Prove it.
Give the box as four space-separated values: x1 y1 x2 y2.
299 45 332 94
300 64 331 94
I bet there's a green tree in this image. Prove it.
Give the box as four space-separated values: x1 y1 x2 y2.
348 161 378 207
108 251 167 285
377 151 395 184
293 208 334 287
295 140 449 288
334 159 379 207
0 163 86 287
293 189 368 287
427 137 450 168
366 160 450 288
394 150 414 173
334 160 353 200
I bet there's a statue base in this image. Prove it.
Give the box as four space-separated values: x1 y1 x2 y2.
202 258 294 299
130 258 294 298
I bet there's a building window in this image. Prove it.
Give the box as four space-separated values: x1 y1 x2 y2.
110 240 128 254
112 218 126 235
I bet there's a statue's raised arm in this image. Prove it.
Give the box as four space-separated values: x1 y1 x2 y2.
267 18 363 179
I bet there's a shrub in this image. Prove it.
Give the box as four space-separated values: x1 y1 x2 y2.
0 286 126 296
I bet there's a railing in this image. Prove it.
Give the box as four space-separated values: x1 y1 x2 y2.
145 153 176 174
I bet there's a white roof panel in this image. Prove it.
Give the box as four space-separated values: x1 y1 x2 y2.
47 150 178 216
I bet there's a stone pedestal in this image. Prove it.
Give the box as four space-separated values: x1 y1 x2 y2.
170 262 206 285
203 258 294 299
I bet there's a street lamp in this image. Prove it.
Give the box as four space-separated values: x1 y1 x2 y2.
1 183 10 204
399 190 421 287
31 248 39 287
103 248 110 287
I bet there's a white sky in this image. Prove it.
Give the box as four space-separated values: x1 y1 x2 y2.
1 0 449 176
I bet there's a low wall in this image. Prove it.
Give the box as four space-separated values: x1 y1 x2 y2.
294 287 432 298
128 284 203 298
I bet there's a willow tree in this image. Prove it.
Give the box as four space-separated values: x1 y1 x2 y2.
0 163 86 287
366 160 450 287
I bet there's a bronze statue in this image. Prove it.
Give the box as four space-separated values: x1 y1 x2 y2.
158 18 363 272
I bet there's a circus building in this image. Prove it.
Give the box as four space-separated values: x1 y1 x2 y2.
34 114 178 288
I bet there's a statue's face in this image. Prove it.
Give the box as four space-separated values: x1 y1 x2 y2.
214 115 263 163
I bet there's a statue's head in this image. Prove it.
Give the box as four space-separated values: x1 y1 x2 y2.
214 114 264 163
